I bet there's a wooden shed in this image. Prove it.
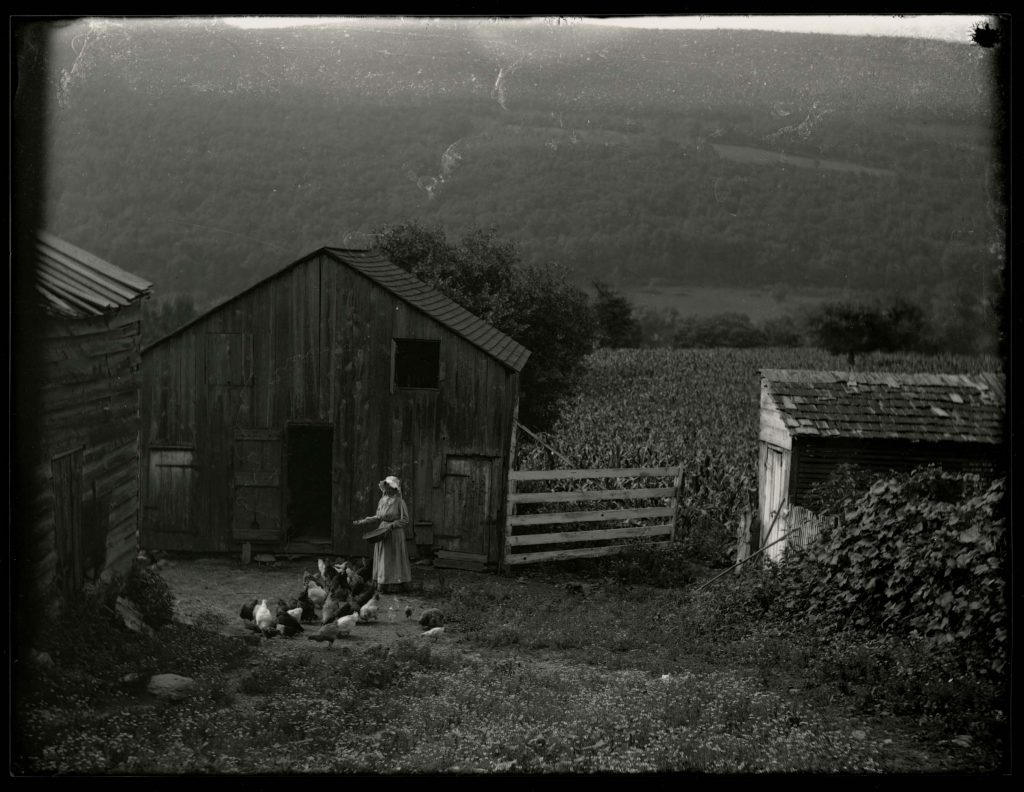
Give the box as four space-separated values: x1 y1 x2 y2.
758 369 1005 560
27 232 153 598
140 247 531 564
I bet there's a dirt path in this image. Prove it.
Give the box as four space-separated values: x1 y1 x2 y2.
159 554 450 652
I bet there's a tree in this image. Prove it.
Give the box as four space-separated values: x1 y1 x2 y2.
806 296 929 364
592 280 641 348
376 222 596 430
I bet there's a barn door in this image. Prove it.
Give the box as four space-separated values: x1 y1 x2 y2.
232 429 283 543
441 456 493 557
51 447 84 595
145 447 196 537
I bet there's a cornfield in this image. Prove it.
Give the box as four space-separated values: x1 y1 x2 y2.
515 348 1002 559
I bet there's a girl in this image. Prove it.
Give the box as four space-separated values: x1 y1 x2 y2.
358 475 412 593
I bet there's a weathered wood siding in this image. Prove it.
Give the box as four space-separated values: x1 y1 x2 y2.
29 302 144 597
790 437 1003 504
141 254 518 563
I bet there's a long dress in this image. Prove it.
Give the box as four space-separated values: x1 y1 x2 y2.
370 494 412 586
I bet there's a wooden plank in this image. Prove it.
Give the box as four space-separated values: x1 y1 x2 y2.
435 549 487 562
234 428 283 441
507 523 673 547
433 557 487 571
507 505 674 527
509 467 681 481
505 541 672 566
507 486 677 504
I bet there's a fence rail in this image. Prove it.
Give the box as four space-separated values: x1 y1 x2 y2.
503 466 682 567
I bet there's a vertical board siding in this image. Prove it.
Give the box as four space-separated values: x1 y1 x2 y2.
141 255 519 558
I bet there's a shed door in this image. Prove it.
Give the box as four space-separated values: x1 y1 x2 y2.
52 447 84 595
441 456 493 557
145 448 196 536
232 430 283 542
761 445 789 557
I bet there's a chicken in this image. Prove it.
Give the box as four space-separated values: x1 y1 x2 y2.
297 588 316 622
404 605 413 620
273 598 291 618
351 581 377 611
239 599 258 622
286 607 303 623
307 621 343 648
254 599 277 637
419 608 445 630
358 592 380 623
335 613 359 634
277 610 304 637
321 592 347 624
305 579 327 609
421 626 445 639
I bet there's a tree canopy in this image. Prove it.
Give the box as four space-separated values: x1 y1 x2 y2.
376 222 596 429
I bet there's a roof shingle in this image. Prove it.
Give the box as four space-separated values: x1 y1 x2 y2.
761 369 1004 444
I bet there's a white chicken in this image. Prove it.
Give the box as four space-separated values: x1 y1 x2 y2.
305 578 327 608
254 599 277 636
421 626 445 639
358 592 380 623
287 607 303 622
335 612 359 634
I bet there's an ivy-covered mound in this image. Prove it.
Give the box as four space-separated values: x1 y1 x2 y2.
765 467 1007 675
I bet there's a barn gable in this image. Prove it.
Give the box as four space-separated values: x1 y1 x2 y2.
144 247 530 373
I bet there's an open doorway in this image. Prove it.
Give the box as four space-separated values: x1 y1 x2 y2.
285 423 333 541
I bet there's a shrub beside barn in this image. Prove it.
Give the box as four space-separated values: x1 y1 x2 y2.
26 232 153 598
140 247 530 564
758 369 1005 561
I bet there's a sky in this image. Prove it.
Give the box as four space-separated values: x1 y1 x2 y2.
222 14 994 43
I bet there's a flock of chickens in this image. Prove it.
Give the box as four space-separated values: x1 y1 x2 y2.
239 557 445 649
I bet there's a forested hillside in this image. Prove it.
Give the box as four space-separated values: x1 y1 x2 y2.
28 18 1002 311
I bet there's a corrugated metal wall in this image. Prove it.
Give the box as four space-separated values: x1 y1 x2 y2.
141 254 517 563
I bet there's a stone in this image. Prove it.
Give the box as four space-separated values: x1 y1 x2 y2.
852 729 867 740
116 597 154 636
147 673 197 701
29 649 54 667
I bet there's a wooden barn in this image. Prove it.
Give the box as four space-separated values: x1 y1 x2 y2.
140 247 531 564
757 369 1005 560
27 232 153 598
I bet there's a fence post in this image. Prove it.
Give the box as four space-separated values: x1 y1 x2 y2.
734 510 752 573
669 465 683 542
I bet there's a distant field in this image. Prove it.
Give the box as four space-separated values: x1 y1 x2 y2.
711 143 896 176
625 285 849 322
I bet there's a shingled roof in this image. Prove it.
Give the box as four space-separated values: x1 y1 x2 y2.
326 248 530 373
35 232 153 318
761 369 1004 444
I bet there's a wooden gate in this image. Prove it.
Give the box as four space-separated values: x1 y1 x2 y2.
504 466 682 566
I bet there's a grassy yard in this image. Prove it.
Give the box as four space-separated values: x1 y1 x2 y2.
11 557 1008 775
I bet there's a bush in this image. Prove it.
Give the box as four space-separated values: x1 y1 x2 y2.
118 563 176 629
767 467 1007 676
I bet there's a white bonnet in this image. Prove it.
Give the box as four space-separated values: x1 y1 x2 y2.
381 475 402 494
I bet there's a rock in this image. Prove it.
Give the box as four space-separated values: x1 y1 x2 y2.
146 673 196 701
852 729 867 740
29 649 54 667
952 735 973 748
122 672 143 684
116 597 154 636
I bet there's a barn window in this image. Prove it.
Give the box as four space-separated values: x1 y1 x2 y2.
392 339 440 390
